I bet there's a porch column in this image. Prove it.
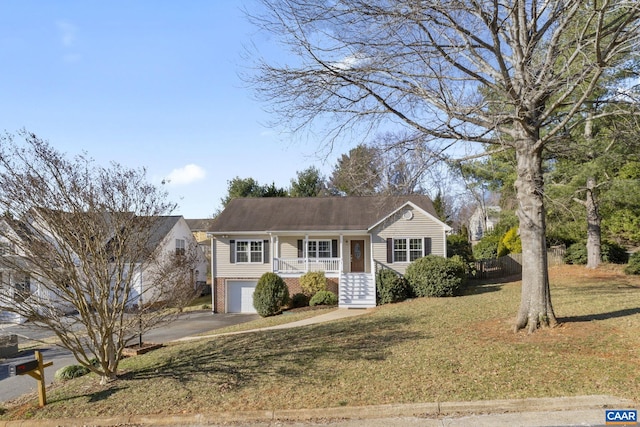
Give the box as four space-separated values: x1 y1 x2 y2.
304 234 309 272
270 234 278 272
339 235 344 276
368 233 375 276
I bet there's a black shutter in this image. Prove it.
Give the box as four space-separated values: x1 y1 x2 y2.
297 239 303 257
229 240 235 263
386 238 393 263
263 240 270 264
424 237 432 255
331 239 338 257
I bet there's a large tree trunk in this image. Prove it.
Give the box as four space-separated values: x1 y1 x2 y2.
513 140 557 333
585 177 601 269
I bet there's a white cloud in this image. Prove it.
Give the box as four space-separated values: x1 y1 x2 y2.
56 21 77 47
164 164 206 186
332 53 368 70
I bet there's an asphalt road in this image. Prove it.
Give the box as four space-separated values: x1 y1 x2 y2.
0 311 258 402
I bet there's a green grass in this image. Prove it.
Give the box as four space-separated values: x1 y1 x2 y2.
181 295 212 312
3 265 639 420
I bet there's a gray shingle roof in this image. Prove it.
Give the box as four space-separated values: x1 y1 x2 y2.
209 196 438 232
185 218 216 231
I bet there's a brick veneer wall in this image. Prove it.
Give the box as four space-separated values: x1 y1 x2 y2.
213 276 340 313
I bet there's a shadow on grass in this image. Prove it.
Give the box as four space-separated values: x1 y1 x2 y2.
564 283 640 294
87 387 125 403
121 314 425 392
460 283 504 296
468 274 521 286
559 307 640 323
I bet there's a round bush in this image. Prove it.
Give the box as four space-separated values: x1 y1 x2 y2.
289 292 310 308
376 268 410 305
624 252 640 275
55 364 90 381
405 255 466 297
309 290 338 306
299 271 327 297
253 272 289 317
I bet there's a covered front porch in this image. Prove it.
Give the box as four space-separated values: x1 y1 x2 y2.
269 234 376 308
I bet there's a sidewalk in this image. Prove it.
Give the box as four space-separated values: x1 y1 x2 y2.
0 395 635 426
174 307 371 342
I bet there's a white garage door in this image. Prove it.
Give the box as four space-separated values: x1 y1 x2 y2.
227 281 258 313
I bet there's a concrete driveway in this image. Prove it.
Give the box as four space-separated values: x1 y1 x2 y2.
0 311 258 402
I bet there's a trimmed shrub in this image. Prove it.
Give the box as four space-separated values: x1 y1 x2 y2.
447 234 474 263
253 272 289 317
309 290 338 306
405 255 466 297
376 268 411 305
624 252 640 275
289 292 310 308
565 241 629 265
299 271 327 297
55 364 90 381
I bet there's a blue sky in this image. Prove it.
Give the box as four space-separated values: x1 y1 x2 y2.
0 1 344 218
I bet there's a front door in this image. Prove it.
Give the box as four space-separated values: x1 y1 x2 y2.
350 240 365 272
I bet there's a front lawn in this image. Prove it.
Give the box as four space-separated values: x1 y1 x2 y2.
2 264 639 420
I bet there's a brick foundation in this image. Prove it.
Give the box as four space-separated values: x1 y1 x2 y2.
213 276 340 313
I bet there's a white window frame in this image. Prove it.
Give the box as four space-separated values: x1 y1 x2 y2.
175 239 186 256
393 237 424 263
307 239 332 259
236 239 263 264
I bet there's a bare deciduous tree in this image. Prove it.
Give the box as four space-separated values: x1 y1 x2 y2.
248 0 640 332
0 132 201 384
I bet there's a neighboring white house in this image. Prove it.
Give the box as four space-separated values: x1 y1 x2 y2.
0 213 207 324
0 217 74 323
129 216 208 306
208 196 452 313
469 205 502 242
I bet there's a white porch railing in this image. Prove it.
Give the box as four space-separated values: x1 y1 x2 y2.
273 257 342 274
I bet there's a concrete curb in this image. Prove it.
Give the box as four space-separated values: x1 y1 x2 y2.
0 395 634 426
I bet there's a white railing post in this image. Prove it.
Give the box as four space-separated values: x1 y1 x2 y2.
304 235 309 273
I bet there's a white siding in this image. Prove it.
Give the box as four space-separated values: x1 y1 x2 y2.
214 236 271 278
371 206 447 274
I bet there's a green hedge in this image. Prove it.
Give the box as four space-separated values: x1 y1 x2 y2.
565 241 629 265
473 235 500 260
376 268 411 305
405 255 466 297
625 252 640 275
446 234 474 263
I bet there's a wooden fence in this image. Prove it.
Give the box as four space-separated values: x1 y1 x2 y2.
471 246 566 280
